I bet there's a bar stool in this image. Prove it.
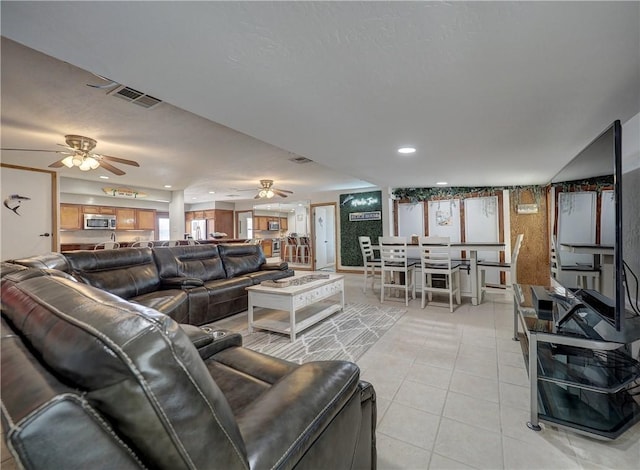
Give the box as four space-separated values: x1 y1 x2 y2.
297 236 310 264
284 236 297 262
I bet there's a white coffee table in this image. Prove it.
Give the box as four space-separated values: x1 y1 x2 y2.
246 273 345 342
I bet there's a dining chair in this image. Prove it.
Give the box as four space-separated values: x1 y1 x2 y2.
551 235 600 289
379 236 417 306
94 241 120 250
358 236 381 293
418 236 461 312
478 233 524 294
130 240 154 248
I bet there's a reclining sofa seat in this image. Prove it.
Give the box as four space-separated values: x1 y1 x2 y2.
0 269 377 470
62 247 191 323
153 244 294 325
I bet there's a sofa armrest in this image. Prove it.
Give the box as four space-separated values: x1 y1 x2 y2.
161 276 204 288
181 324 243 359
237 361 361 468
260 262 288 271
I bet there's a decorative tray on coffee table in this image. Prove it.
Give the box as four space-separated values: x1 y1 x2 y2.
260 274 330 288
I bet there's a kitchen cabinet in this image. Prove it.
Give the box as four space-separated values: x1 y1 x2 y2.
82 205 115 215
116 208 136 230
136 209 156 230
280 217 288 231
254 216 269 231
60 204 82 230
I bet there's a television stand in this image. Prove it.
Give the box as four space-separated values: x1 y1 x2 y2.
513 284 640 440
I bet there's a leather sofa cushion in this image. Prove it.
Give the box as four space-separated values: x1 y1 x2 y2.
64 248 161 299
1 262 75 283
218 244 266 278
1 318 145 469
11 252 71 273
131 289 190 324
153 245 227 281
1 275 249 470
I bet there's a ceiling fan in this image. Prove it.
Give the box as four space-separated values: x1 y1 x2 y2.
1 135 140 176
253 179 293 199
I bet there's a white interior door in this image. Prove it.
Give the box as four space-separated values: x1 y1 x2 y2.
313 204 336 270
1 165 56 259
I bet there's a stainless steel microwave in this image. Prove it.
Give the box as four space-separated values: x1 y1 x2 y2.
268 220 280 231
84 214 117 230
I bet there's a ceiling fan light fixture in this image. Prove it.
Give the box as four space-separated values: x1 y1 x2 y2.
71 155 84 166
266 189 274 198
61 156 75 168
86 156 100 169
78 160 93 171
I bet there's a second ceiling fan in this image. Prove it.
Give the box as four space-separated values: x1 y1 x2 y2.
254 179 293 199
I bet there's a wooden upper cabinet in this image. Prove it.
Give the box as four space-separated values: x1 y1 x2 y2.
280 217 288 230
116 208 136 230
255 216 268 231
204 210 216 219
136 209 156 230
82 205 115 215
60 204 82 230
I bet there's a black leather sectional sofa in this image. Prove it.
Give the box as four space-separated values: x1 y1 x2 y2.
11 243 294 325
0 264 377 469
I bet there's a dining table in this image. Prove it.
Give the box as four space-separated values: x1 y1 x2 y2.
372 241 506 306
560 243 614 297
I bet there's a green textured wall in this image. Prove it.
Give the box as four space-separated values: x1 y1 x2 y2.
339 190 383 267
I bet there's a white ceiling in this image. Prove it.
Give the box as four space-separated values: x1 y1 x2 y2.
1 1 639 203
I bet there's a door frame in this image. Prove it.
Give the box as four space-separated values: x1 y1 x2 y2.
310 202 337 271
1 163 59 251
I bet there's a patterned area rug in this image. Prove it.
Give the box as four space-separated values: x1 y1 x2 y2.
241 303 406 364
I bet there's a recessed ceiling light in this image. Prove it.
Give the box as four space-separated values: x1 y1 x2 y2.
398 147 416 154
164 185 172 188
436 181 448 186
208 191 215 194
99 176 109 179
192 197 197 200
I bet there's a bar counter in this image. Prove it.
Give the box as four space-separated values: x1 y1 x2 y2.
60 239 248 251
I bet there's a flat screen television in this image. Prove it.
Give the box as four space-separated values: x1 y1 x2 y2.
550 120 639 340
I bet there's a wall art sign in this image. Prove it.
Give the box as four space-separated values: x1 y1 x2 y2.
102 187 148 198
517 203 539 214
3 194 31 216
348 211 382 222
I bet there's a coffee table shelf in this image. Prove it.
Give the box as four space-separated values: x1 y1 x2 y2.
247 274 344 342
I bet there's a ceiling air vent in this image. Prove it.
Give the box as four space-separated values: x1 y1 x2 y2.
108 86 162 109
289 156 313 164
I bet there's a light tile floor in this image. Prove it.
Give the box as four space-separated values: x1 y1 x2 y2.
213 272 640 470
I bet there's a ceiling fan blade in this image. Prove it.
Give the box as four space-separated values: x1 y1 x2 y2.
97 154 140 167
48 160 65 168
254 194 262 199
1 148 66 154
98 160 126 176
57 143 78 151
275 188 293 194
273 190 289 198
